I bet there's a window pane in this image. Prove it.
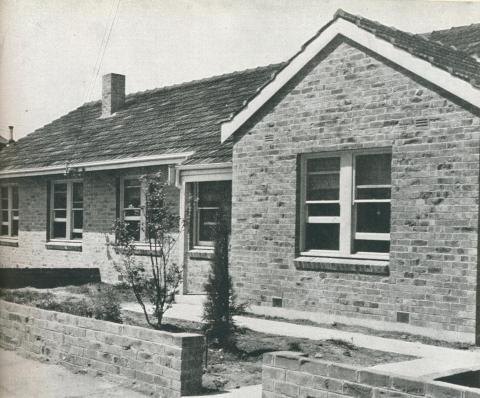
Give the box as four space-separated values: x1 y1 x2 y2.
53 221 66 238
305 223 339 251
308 203 340 217
356 187 391 200
1 187 8 201
354 240 390 253
355 154 391 186
73 210 83 229
356 203 390 233
199 209 217 241
124 209 140 218
307 173 339 200
307 157 340 173
54 210 66 220
1 210 8 223
198 181 231 207
54 184 67 209
72 232 82 240
124 181 141 208
12 220 18 237
126 221 140 241
73 183 83 208
12 187 18 209
1 225 8 235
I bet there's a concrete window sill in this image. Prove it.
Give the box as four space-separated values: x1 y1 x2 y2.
188 248 214 260
46 241 82 252
294 256 389 275
0 239 19 248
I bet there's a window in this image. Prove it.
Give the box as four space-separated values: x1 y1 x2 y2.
120 178 144 241
193 181 231 247
301 151 391 259
0 185 19 238
50 181 83 240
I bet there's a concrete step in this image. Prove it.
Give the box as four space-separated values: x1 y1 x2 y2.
175 294 207 305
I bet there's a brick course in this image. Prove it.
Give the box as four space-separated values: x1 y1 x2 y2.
262 351 480 398
0 300 204 397
231 39 480 339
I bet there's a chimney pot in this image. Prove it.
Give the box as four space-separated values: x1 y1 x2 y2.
8 126 14 143
102 73 125 117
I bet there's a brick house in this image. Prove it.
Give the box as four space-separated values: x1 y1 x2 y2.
1 11 480 343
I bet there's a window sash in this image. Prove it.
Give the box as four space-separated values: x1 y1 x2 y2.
301 150 391 258
0 185 19 238
120 177 145 242
50 181 83 240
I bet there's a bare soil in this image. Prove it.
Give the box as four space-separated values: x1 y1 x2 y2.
122 310 414 392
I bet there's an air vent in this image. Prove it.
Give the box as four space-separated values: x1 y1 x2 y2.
272 297 283 307
265 134 274 142
415 118 429 128
396 311 410 324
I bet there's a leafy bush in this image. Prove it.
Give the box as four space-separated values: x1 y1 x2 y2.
90 285 122 322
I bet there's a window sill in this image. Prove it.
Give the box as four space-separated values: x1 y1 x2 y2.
188 248 214 260
294 256 389 275
0 238 18 247
46 241 82 252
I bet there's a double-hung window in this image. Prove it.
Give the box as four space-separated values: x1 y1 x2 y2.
0 185 19 238
301 151 391 259
50 181 83 240
120 178 144 242
192 181 231 247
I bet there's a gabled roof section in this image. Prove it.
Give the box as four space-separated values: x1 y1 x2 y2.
0 136 7 146
0 63 283 176
221 9 480 142
421 23 480 58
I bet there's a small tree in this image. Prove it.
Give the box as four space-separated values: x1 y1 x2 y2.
202 193 239 349
112 172 182 329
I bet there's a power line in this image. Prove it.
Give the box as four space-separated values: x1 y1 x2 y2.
83 0 122 103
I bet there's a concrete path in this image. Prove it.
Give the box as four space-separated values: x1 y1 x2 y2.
0 349 148 398
123 300 480 380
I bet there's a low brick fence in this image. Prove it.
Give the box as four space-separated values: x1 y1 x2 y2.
0 300 204 397
263 351 480 398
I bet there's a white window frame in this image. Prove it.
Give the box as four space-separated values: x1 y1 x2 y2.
0 184 19 239
300 149 391 260
50 180 83 241
119 176 146 242
192 182 217 248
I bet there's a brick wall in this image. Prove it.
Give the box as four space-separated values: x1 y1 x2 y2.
0 300 204 397
0 166 181 284
263 351 480 398
231 38 480 338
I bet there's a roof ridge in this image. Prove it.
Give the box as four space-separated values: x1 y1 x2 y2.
124 62 286 99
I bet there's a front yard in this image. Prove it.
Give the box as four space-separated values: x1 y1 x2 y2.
0 284 415 393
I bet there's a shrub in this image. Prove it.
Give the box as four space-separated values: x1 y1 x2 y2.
111 172 182 329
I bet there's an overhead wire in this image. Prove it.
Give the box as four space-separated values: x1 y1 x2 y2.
83 0 122 103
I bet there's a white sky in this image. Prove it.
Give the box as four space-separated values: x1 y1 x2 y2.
1 0 480 140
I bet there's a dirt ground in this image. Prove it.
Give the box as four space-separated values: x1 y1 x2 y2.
122 310 414 391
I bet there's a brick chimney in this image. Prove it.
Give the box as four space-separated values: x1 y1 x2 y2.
102 73 125 117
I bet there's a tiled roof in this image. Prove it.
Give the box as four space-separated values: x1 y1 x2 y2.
0 136 7 146
0 63 283 172
334 9 480 87
421 23 480 58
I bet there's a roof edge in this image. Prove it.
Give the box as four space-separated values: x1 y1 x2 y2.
0 152 194 179
220 14 480 143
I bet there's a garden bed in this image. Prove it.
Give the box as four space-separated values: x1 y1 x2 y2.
1 284 416 393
